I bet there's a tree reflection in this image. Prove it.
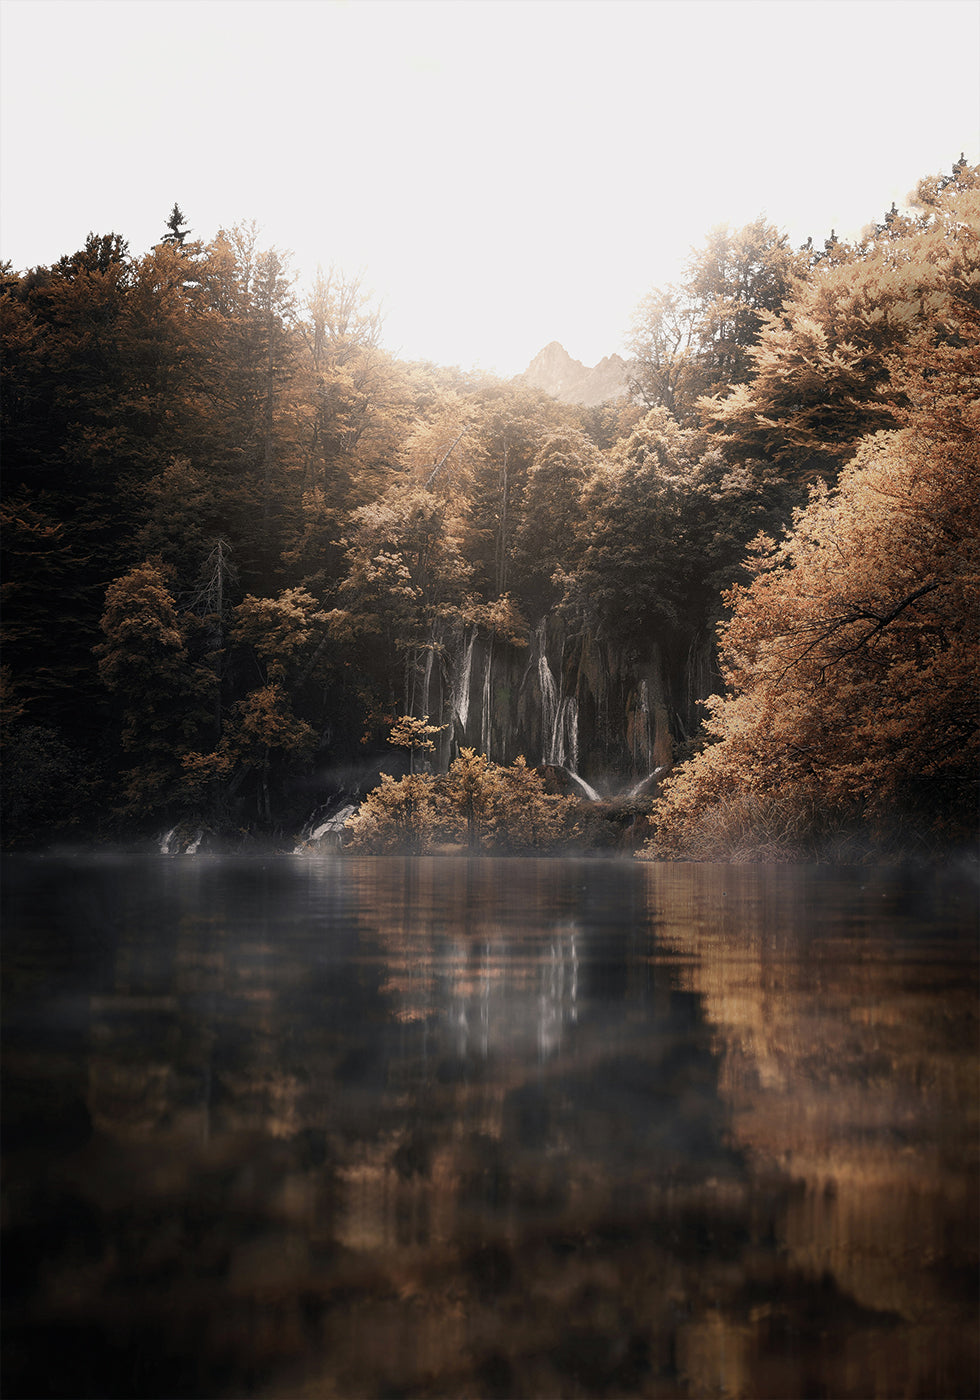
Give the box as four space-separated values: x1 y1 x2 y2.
2 855 976 1399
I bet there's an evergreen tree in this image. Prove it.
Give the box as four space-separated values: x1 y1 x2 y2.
162 203 190 246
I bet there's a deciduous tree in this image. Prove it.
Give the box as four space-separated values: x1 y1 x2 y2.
649 312 980 858
702 163 980 482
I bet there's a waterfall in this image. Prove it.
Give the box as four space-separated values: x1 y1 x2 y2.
536 619 590 786
564 769 601 802
480 642 493 759
541 666 581 771
159 826 204 855
292 797 359 852
627 767 667 799
452 629 476 733
420 645 434 720
557 695 579 770
538 649 560 764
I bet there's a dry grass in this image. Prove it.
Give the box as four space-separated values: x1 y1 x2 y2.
640 791 951 865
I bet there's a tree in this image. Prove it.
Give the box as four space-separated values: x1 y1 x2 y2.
567 410 793 649
627 219 805 421
464 387 560 598
388 713 446 773
626 285 699 418
511 428 602 613
217 682 317 826
648 311 980 859
436 747 501 850
95 561 216 817
330 482 472 728
686 218 806 393
162 203 190 246
343 771 437 853
0 494 105 733
291 266 407 533
176 587 330 826
184 224 306 595
480 754 575 851
702 163 980 482
343 749 574 853
0 667 97 847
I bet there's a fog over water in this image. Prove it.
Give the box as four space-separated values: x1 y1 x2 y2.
3 854 977 1398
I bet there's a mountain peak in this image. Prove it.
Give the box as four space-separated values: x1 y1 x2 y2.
520 342 628 406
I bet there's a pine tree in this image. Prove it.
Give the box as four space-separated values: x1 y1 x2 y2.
162 203 190 246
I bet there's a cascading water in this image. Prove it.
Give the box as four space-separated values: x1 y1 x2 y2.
563 770 602 801
639 679 650 763
480 642 493 760
452 630 476 734
552 696 580 770
534 622 600 797
420 646 434 721
627 767 668 799
538 650 560 764
293 797 359 852
159 826 204 855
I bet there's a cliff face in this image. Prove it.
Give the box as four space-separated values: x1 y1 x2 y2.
520 341 628 407
401 611 718 794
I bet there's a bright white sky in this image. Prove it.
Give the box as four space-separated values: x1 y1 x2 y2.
2 0 978 376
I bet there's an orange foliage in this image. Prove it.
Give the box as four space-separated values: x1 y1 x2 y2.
649 315 980 859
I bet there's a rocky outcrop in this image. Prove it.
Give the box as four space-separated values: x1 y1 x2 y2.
519 341 628 407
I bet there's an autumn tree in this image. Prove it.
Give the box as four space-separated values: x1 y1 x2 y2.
478 754 575 852
648 311 980 859
330 482 472 731
343 748 574 853
702 161 980 482
342 772 437 853
388 713 446 773
628 218 805 421
286 267 411 590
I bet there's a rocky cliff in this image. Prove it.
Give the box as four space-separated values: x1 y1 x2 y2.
401 610 718 796
519 341 628 406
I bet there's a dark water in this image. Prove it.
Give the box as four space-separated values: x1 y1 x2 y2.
2 855 977 1400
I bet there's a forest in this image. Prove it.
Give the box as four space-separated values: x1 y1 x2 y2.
2 159 977 859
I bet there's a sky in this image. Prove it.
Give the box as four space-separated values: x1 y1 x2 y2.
2 0 978 377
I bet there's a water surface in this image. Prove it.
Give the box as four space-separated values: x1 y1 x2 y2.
3 855 977 1398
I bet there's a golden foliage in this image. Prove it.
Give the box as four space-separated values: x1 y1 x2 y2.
648 316 980 859
702 166 980 479
343 750 575 854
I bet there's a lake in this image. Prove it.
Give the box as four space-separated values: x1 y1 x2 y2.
2 854 977 1399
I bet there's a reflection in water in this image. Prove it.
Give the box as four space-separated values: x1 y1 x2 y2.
650 863 979 1400
2 854 977 1399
